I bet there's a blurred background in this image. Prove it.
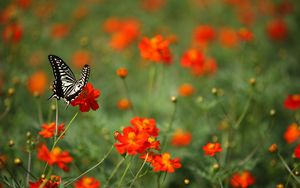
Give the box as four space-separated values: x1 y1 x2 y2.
1 0 300 187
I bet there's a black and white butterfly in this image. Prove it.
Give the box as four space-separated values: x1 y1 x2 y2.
48 55 90 105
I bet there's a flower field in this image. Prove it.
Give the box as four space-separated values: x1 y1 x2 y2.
1 0 300 187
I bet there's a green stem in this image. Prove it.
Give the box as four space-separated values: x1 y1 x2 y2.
37 98 43 125
51 112 78 150
54 100 58 141
122 79 136 115
64 145 114 187
129 153 149 188
233 97 251 129
161 100 177 150
117 157 132 188
26 151 32 187
277 152 300 184
104 155 127 187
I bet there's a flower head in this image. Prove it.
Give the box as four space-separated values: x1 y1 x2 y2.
284 94 300 110
151 153 181 173
237 28 254 42
72 51 91 69
130 117 159 137
202 142 222 156
71 83 101 112
171 129 192 147
181 48 205 68
117 98 132 110
219 27 239 48
283 123 300 144
27 71 49 96
39 122 65 138
116 67 128 79
114 126 150 155
74 176 100 188
266 19 288 41
138 35 172 64
2 22 23 44
37 144 73 171
178 83 195 97
230 171 255 188
294 144 300 159
51 23 70 39
193 25 215 47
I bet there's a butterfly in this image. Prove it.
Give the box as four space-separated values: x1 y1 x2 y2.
48 55 90 105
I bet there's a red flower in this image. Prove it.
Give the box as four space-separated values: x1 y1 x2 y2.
37 144 73 171
266 19 288 41
284 94 300 110
283 123 300 144
138 35 172 64
178 83 195 97
193 25 216 47
71 83 101 112
74 176 100 188
39 122 65 138
151 153 181 173
51 23 70 39
2 22 23 44
114 126 150 155
181 48 205 68
294 144 300 159
219 27 239 48
230 171 255 188
171 129 192 147
29 175 60 188
202 142 222 156
130 117 159 137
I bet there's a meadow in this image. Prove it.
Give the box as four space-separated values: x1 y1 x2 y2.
1 0 300 187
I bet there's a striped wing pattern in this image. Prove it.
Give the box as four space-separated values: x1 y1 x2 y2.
48 55 90 104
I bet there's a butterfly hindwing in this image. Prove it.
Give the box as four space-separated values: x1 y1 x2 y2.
48 55 90 104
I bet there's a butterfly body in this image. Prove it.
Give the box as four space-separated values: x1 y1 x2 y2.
48 55 90 105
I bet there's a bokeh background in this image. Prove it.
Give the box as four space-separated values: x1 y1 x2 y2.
1 0 300 187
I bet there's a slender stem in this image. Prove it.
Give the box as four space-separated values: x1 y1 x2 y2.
52 112 78 150
105 155 127 187
64 145 114 187
117 157 132 188
129 153 149 188
161 101 177 150
218 178 224 188
26 151 31 187
54 100 58 141
0 158 21 188
277 152 300 184
122 79 136 115
37 98 43 125
156 173 161 188
233 97 251 129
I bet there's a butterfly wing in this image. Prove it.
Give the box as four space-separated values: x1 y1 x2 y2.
48 55 77 100
65 65 90 103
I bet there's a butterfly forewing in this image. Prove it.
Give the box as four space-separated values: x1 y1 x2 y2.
48 55 90 104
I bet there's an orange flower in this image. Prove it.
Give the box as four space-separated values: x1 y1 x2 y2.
114 126 150 155
17 0 32 9
104 18 140 50
2 22 23 44
116 67 128 79
72 51 91 69
29 175 60 188
141 0 166 11
193 25 216 47
151 153 181 173
0 4 18 24
192 57 217 76
266 19 288 41
202 142 222 156
237 28 254 42
39 122 65 138
27 71 49 95
130 117 159 137
51 23 70 39
178 83 195 97
37 144 73 171
181 48 205 68
230 171 255 188
283 123 300 144
117 98 132 110
138 35 172 64
74 176 100 188
294 144 300 159
219 27 239 48
171 129 192 147
284 94 300 110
